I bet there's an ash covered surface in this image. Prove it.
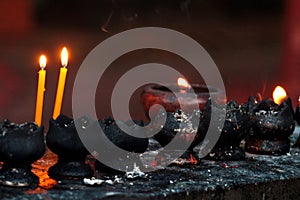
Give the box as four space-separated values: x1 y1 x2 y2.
0 135 300 199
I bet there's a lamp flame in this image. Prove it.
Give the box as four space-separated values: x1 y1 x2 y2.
60 47 68 67
272 86 287 105
39 55 47 69
177 77 190 89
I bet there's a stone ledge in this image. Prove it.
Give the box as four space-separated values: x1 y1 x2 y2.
0 147 300 200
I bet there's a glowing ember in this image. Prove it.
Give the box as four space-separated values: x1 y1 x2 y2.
177 77 190 89
170 154 199 166
189 154 198 165
151 160 158 168
272 86 287 105
221 163 238 168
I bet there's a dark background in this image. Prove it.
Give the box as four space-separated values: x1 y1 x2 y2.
0 0 298 127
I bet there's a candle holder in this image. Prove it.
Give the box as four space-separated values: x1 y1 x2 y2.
202 99 253 161
141 84 225 115
150 109 202 165
245 97 295 155
95 118 149 174
0 120 45 187
46 114 93 179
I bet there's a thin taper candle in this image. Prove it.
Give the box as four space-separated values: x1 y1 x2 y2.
35 55 47 126
53 47 68 119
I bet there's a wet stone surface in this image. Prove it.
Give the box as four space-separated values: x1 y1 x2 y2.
0 133 300 199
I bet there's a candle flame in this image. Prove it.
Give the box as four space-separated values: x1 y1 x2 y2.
272 86 287 105
60 47 68 67
39 55 47 69
298 96 300 106
177 77 190 89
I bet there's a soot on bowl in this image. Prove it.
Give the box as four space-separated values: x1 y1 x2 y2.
95 118 149 174
0 120 45 187
201 99 253 161
46 114 93 180
150 109 202 166
245 97 295 155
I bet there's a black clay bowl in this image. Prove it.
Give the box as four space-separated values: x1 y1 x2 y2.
100 119 149 153
153 109 202 151
0 120 45 166
252 100 295 140
46 115 89 159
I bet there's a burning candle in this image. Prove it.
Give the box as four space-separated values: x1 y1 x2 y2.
53 47 68 120
35 55 47 126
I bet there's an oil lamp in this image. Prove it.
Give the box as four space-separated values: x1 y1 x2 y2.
245 86 295 155
0 120 45 187
141 77 225 116
95 118 149 174
150 109 202 166
201 99 253 161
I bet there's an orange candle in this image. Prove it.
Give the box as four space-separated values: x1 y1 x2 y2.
53 47 68 119
35 55 47 126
